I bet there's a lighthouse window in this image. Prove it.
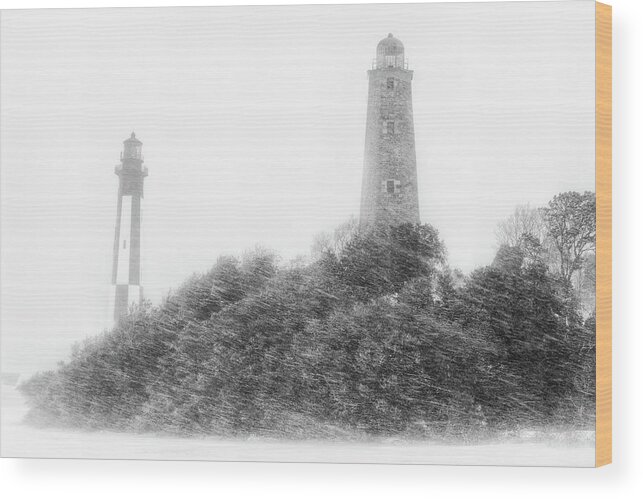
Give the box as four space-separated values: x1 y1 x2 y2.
387 78 395 89
386 55 395 67
383 179 401 194
387 121 395 135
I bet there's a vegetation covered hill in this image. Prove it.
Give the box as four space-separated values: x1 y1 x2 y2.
20 192 597 440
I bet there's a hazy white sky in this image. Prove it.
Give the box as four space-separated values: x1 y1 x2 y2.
1 1 595 373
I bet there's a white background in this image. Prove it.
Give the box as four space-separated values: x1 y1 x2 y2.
0 0 640 497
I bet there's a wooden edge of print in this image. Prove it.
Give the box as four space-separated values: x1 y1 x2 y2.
595 1 612 468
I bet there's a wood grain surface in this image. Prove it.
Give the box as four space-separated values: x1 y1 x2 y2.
595 0 612 468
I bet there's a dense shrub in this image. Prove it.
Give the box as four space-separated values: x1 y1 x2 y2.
19 222 595 439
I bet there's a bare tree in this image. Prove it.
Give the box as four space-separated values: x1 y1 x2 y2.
497 194 597 315
311 216 360 259
495 204 547 247
542 191 596 283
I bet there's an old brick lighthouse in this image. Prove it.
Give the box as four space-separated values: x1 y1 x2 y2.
360 34 420 226
111 132 148 322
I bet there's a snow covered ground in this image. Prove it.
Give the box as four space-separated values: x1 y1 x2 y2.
0 386 594 466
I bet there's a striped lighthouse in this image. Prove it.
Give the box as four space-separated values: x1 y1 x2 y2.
111 132 148 323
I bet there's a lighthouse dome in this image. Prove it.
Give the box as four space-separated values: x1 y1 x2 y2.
124 131 142 144
122 131 143 160
376 33 406 69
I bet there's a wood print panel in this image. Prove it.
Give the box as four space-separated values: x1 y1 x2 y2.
595 0 612 468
